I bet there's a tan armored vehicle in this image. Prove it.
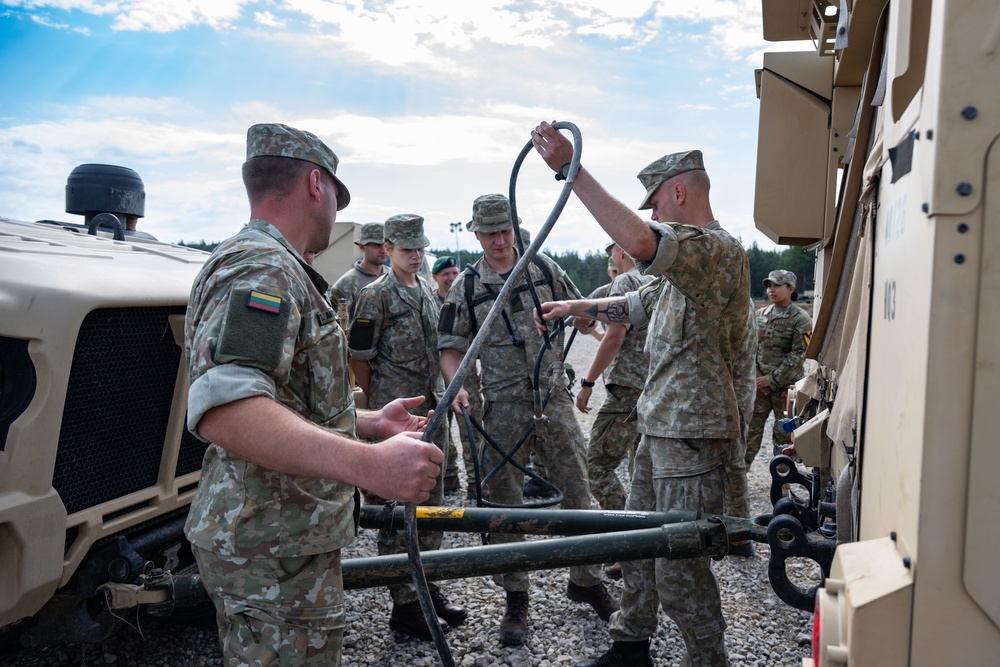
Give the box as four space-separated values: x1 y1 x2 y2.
754 0 1000 664
0 165 208 647
0 165 376 649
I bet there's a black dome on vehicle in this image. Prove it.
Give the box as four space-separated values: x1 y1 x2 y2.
66 163 145 220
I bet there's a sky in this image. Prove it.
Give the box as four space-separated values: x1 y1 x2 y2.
0 0 808 256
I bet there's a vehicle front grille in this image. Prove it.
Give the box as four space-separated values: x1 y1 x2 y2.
53 306 206 516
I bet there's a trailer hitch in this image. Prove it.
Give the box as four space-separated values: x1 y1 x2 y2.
766 455 837 612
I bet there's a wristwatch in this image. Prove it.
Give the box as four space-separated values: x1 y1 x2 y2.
554 162 576 181
580 379 596 388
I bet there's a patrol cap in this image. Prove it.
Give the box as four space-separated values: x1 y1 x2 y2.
605 240 617 253
468 194 515 233
636 149 705 210
432 255 457 274
384 214 429 249
246 123 351 210
355 222 384 246
763 269 797 288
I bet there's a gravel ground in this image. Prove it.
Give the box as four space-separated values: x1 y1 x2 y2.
2 332 816 667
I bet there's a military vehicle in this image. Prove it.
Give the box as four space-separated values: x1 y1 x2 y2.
0 164 209 648
753 0 1000 664
0 166 371 649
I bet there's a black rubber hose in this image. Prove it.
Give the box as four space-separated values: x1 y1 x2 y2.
405 121 583 666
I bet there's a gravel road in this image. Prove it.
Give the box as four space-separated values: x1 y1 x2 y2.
2 331 816 667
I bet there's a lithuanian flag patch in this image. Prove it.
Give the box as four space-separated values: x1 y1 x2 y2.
248 290 282 314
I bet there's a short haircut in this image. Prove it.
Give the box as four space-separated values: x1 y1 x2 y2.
242 156 316 206
681 168 711 193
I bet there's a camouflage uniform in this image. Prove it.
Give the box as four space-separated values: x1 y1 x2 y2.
184 123 355 667
330 222 384 323
432 287 485 486
605 151 754 667
330 259 383 323
438 213 602 593
346 215 449 606
588 282 613 300
745 293 812 464
586 267 652 511
185 222 356 666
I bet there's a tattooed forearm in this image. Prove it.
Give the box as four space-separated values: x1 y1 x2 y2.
585 297 629 323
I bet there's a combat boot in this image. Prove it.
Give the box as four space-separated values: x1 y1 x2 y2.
566 581 619 621
523 474 557 498
430 590 468 627
573 639 654 667
388 600 449 641
499 590 530 646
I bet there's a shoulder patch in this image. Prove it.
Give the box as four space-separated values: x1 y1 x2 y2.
438 301 457 334
215 288 289 371
348 318 375 350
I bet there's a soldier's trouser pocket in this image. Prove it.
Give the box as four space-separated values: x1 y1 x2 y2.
648 437 730 516
197 548 346 667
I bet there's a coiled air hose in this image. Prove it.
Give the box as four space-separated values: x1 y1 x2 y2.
403 121 583 666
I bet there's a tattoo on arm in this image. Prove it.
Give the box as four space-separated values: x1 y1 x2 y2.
586 298 629 323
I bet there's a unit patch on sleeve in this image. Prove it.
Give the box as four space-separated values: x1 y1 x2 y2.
348 318 375 350
438 301 456 334
215 288 289 371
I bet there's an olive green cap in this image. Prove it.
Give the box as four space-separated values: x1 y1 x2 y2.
355 222 384 245
384 214 429 249
467 194 515 233
246 123 351 210
636 149 704 210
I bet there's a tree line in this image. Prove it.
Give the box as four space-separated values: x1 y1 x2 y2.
178 240 814 300
431 243 814 300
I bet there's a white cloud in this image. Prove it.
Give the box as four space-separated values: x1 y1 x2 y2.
0 1 785 252
654 0 768 60
2 0 249 31
110 0 247 31
253 10 283 29
5 0 775 64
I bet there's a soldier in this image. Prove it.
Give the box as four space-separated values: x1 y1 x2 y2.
438 193 619 647
745 269 812 465
330 221 387 321
532 120 754 667
431 255 485 498
347 215 467 640
575 240 653 581
183 122 442 667
580 250 619 342
588 253 619 301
